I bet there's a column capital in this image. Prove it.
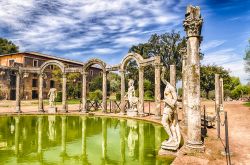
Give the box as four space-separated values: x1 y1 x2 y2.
183 5 203 38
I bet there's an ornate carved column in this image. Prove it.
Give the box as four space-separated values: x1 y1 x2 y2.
81 72 88 113
15 71 21 113
183 5 204 150
62 73 67 112
138 66 144 115
170 65 176 88
120 70 126 114
180 48 188 125
154 56 161 118
38 73 44 112
102 71 107 113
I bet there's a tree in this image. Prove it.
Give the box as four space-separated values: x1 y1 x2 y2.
231 85 250 99
200 65 231 98
244 39 250 78
128 31 186 82
0 38 19 55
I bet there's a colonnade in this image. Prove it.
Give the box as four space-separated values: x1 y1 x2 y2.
14 53 161 117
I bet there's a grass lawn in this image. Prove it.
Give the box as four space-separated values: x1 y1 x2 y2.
243 102 250 107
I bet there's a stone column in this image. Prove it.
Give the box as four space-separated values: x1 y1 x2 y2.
120 119 126 163
154 56 161 118
138 66 144 115
183 5 204 150
215 74 220 113
15 71 21 113
102 118 107 162
81 116 87 159
180 48 188 125
38 73 44 112
61 116 66 156
170 65 176 88
120 70 126 114
81 72 88 113
62 73 67 112
139 122 144 164
154 125 161 165
14 116 20 155
102 71 107 113
37 116 43 156
219 78 224 111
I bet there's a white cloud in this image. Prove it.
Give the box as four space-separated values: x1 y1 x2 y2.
202 48 247 84
201 40 226 51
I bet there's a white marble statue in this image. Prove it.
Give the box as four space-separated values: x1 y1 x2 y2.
127 120 138 157
48 88 57 107
126 80 138 111
161 67 181 151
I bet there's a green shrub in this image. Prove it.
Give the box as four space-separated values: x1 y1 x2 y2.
116 92 121 100
55 91 62 102
88 89 102 101
144 90 153 98
178 88 183 97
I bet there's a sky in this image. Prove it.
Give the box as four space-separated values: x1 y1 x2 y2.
0 0 249 83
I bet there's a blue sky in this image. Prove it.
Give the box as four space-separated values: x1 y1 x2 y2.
0 0 249 83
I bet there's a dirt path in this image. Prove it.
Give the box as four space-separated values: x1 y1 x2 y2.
218 101 250 164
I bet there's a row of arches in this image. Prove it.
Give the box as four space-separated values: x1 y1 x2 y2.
15 53 162 116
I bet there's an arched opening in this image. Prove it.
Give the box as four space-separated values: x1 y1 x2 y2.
120 53 144 115
81 59 107 113
38 60 67 112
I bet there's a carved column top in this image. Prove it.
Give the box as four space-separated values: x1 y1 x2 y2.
183 5 203 38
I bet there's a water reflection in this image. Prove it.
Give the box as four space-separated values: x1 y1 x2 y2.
0 115 173 164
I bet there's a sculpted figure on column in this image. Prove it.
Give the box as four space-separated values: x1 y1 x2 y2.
48 88 57 107
126 79 138 116
161 67 181 151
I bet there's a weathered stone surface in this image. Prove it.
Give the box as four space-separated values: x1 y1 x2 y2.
183 5 204 151
180 47 188 125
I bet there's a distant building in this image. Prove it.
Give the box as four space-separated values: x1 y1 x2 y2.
0 52 101 100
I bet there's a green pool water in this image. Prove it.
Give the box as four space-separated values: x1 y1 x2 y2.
0 115 174 165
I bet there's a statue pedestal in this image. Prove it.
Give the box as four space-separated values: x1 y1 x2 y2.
158 148 177 156
161 140 179 151
127 109 138 117
48 107 57 113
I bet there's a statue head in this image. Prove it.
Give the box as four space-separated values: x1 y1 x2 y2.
128 79 134 87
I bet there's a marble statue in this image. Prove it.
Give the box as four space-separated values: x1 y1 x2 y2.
48 88 57 107
125 79 138 116
48 88 58 113
127 120 138 157
160 67 181 151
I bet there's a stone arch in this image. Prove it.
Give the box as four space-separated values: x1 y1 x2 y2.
81 58 108 113
40 60 65 73
120 53 144 70
119 53 145 115
83 58 106 72
38 60 67 112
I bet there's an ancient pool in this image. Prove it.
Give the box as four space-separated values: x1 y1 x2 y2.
0 115 174 164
